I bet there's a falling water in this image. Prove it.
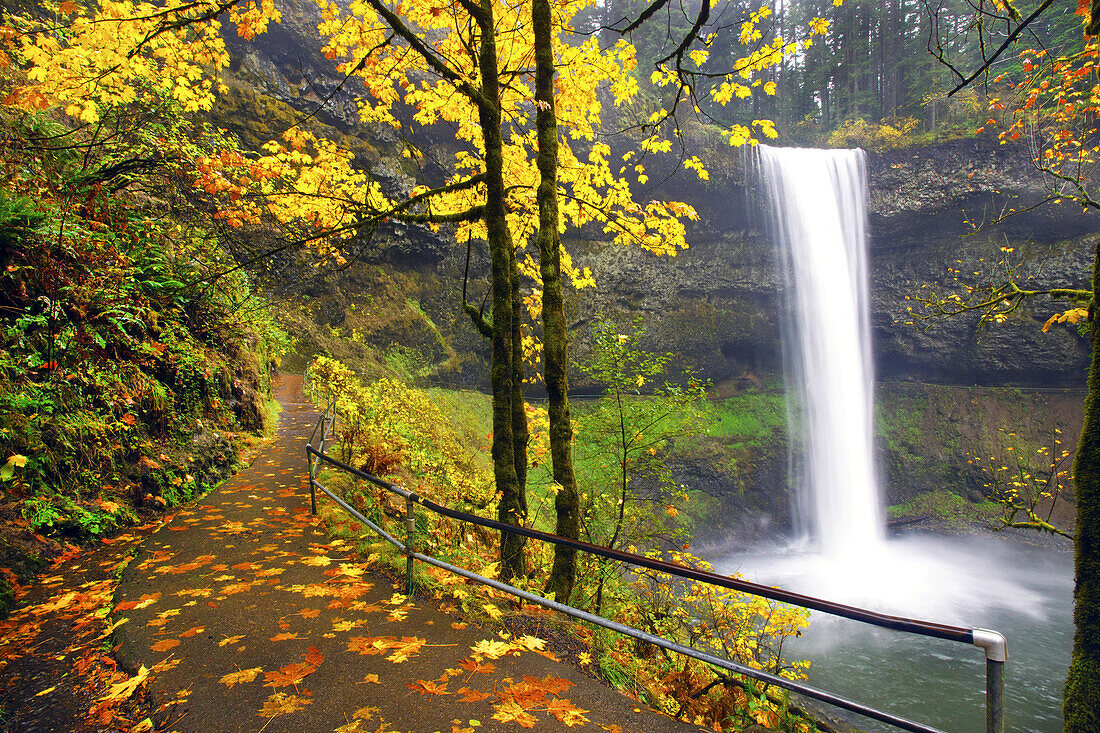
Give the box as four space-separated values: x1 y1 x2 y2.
708 146 1073 731
758 146 883 557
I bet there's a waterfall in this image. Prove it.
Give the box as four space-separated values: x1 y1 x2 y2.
758 145 883 558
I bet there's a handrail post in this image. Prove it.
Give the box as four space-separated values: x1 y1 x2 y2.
973 628 1007 733
986 657 1004 733
308 445 317 516
404 493 415 595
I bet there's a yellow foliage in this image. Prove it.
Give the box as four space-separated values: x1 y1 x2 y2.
827 117 920 151
1042 307 1089 332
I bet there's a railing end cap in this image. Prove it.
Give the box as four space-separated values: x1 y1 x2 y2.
972 628 1007 662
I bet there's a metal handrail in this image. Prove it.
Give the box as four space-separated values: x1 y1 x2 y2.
304 399 1006 733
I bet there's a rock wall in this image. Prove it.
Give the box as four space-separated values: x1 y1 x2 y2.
226 26 1097 538
562 136 1097 389
222 19 1097 389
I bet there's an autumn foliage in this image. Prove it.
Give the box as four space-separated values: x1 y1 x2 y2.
306 357 815 731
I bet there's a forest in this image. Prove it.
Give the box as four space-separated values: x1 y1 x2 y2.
0 0 1097 732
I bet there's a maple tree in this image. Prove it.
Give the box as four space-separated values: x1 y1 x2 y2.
0 0 839 588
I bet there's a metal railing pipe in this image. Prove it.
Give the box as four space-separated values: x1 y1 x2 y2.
404 494 416 595
410 551 945 733
310 479 405 551
303 406 1007 733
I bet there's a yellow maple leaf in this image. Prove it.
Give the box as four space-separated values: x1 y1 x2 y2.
257 692 311 717
219 667 262 688
546 698 590 727
97 665 150 703
492 701 537 728
515 635 546 652
471 639 515 659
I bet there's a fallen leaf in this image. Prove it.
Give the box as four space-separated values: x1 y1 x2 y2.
97 665 150 703
220 667 262 688
546 698 590 727
265 662 316 688
150 639 179 652
257 691 311 717
407 679 449 696
458 658 496 674
455 687 491 703
116 593 161 611
471 639 514 660
492 701 536 728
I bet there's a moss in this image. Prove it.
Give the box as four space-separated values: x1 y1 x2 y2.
886 489 999 528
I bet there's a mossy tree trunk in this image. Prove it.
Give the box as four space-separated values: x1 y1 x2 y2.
1065 240 1100 731
473 0 526 582
533 0 581 605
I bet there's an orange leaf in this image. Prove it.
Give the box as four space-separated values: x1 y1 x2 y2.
458 657 496 674
407 679 449 696
264 662 316 688
546 698 590 727
455 686 491 702
150 638 179 652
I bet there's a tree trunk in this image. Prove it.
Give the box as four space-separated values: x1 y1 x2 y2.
474 0 526 582
1065 241 1100 731
533 0 581 605
507 231 529 579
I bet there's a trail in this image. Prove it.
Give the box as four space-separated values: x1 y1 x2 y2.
104 375 706 733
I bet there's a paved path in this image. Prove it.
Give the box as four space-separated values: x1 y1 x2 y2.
114 375 708 733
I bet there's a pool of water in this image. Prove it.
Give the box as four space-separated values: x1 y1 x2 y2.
710 533 1073 732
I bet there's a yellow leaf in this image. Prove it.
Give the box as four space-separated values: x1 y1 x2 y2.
220 667 263 688
98 665 150 703
257 692 311 717
491 701 537 728
471 639 515 659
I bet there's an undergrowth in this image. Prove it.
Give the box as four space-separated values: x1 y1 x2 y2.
0 109 290 615
306 356 820 732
